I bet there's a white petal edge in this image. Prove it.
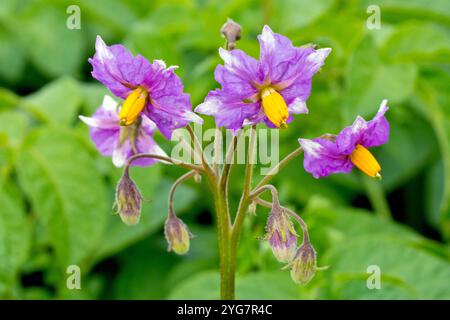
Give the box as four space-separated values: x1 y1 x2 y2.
182 111 204 124
298 139 325 158
195 99 221 115
306 48 332 66
112 145 127 167
218 48 242 70
95 35 113 63
79 115 100 127
260 25 276 51
378 99 389 114
289 98 308 114
101 94 118 111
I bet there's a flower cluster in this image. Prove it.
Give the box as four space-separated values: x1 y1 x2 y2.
80 35 203 168
81 22 390 291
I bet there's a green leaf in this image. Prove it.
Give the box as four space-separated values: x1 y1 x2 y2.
0 28 25 82
358 0 450 24
376 108 437 190
324 237 450 299
168 271 220 299
0 111 28 147
80 83 110 115
113 238 179 299
416 72 450 239
17 5 84 77
343 36 417 120
305 197 450 260
16 128 109 268
0 88 20 111
0 185 30 298
24 77 81 125
272 0 334 32
381 23 450 63
168 270 307 299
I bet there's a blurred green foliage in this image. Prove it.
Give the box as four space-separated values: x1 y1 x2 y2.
0 0 449 299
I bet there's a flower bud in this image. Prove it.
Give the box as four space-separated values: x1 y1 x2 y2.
288 241 317 285
114 169 142 225
264 206 297 263
221 18 242 50
164 214 191 255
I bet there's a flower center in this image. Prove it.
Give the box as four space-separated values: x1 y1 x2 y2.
120 87 148 126
261 87 288 128
350 144 382 179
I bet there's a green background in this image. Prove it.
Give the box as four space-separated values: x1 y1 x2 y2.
0 0 449 299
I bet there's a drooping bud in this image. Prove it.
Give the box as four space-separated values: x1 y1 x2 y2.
220 18 242 50
264 203 297 263
164 214 192 255
114 169 142 225
288 241 317 285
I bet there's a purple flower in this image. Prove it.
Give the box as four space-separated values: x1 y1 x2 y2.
299 100 389 179
195 25 331 130
89 36 202 139
79 95 167 167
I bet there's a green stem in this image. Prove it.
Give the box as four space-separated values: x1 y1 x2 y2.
213 127 222 174
226 126 257 298
125 153 202 172
168 170 197 216
211 183 232 299
362 175 392 220
186 125 215 177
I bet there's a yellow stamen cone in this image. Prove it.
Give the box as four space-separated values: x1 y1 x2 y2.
261 87 289 128
120 87 148 126
350 144 382 179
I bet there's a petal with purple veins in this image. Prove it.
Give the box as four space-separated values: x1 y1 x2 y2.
195 90 260 131
89 36 152 99
299 138 353 178
335 116 367 155
360 100 390 148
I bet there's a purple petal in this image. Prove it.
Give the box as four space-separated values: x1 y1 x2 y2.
142 61 202 139
195 48 263 130
145 94 202 140
279 47 330 102
89 36 152 99
360 100 390 148
336 100 390 154
258 25 331 88
79 95 120 156
335 116 367 155
216 48 262 99
299 138 353 178
258 25 299 84
195 89 261 131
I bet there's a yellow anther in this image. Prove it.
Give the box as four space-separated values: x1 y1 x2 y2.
261 87 289 128
119 87 148 126
350 144 382 179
